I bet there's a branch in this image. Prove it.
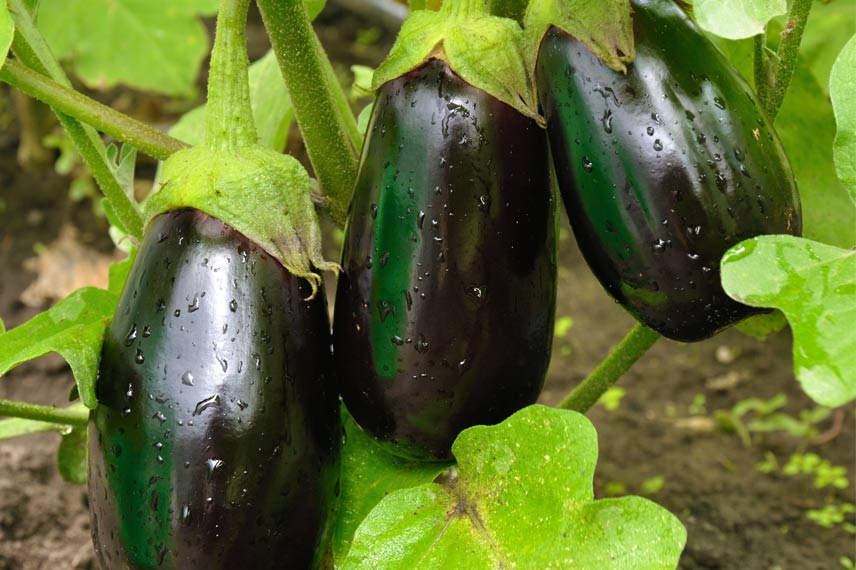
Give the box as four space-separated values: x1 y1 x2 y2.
0 60 187 160
0 399 89 428
257 0 359 225
764 0 813 119
557 324 660 413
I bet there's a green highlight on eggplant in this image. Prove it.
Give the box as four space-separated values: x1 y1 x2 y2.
536 0 801 342
89 209 340 569
334 59 558 461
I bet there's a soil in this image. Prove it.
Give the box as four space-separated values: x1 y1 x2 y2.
0 2 854 570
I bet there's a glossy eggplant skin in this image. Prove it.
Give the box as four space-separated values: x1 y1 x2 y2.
88 209 340 570
536 0 801 342
333 59 557 461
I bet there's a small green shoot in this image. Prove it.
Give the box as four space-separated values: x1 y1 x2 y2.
783 453 850 489
597 386 625 412
714 393 833 446
806 502 855 533
554 315 574 357
641 476 665 495
756 451 779 474
604 481 627 497
689 393 707 415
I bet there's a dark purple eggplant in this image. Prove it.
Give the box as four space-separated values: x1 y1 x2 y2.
333 59 557 461
88 209 340 569
536 0 801 341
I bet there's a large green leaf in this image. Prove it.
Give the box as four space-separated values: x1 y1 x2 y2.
721 235 856 407
342 406 686 569
333 409 451 563
830 35 856 202
169 50 294 151
0 3 13 68
0 287 119 409
693 0 786 39
35 0 219 97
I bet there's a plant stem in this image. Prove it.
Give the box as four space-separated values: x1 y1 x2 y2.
752 34 768 105
0 60 187 160
557 324 660 413
764 0 813 120
206 0 256 151
257 0 359 225
8 0 144 238
316 33 363 153
0 399 89 427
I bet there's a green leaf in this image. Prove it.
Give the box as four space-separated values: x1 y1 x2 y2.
35 0 219 97
523 0 634 73
0 317 5 335
333 409 451 563
373 2 538 121
0 288 119 409
721 235 856 407
343 405 686 569
168 50 294 152
0 4 13 68
356 103 373 137
57 425 88 485
306 0 327 20
693 0 786 40
108 252 137 297
830 35 856 202
735 311 788 339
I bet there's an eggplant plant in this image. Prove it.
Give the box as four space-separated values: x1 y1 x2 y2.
0 0 853 568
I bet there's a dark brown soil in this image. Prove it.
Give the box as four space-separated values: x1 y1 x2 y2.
1 3 854 569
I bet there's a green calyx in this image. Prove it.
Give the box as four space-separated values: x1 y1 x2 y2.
145 145 337 298
523 0 636 74
372 0 538 122
143 0 336 297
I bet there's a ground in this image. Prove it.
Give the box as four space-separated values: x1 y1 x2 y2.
0 3 854 569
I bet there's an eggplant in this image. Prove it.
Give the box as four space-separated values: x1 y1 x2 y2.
536 0 801 341
333 59 557 461
88 209 340 569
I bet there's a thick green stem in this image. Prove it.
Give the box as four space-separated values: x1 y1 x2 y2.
316 33 363 152
257 0 359 225
764 0 813 120
752 34 768 107
8 0 144 238
0 399 89 427
206 0 256 151
0 60 187 160
558 324 660 413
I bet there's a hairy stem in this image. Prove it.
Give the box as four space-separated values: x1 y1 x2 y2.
0 60 187 160
557 324 660 413
764 0 813 120
0 399 89 428
257 0 359 225
752 34 768 107
206 0 256 150
8 0 144 238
